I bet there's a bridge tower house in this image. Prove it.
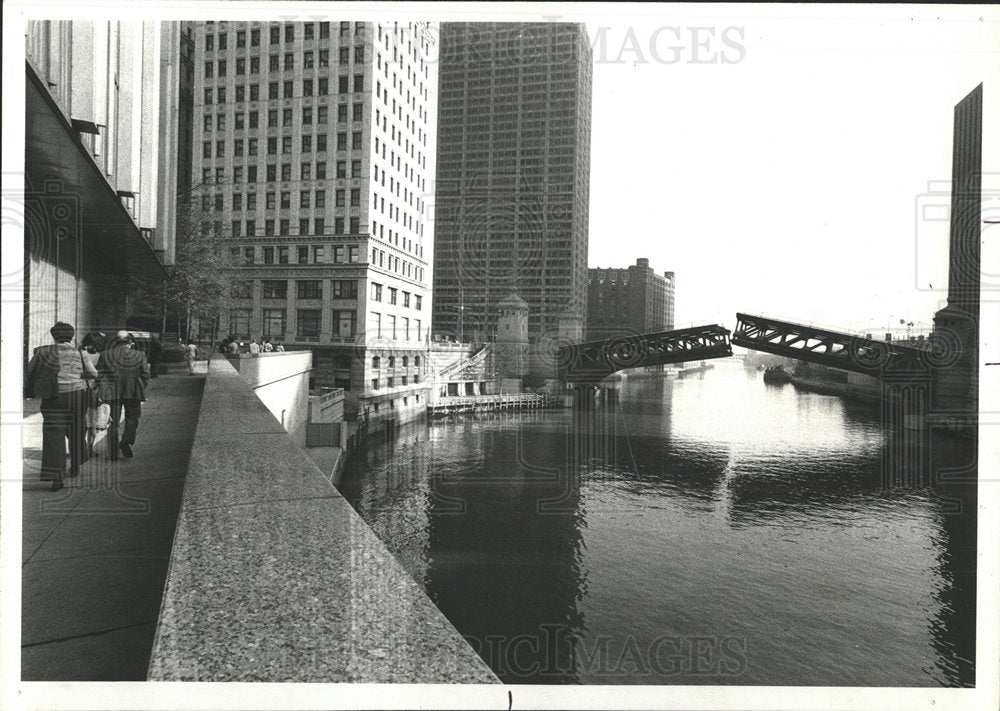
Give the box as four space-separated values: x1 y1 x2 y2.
495 293 530 391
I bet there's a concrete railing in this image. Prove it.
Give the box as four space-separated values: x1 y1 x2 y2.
147 353 498 683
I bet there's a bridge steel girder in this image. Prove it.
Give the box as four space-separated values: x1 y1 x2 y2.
557 324 733 382
732 313 935 378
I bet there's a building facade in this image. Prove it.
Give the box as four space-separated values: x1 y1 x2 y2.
587 258 676 338
23 20 177 357
191 20 437 419
432 22 592 344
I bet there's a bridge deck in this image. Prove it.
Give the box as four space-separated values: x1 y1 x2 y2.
557 324 732 381
732 313 942 377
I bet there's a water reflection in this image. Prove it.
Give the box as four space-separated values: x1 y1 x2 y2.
339 361 975 687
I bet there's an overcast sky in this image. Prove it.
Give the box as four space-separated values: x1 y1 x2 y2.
577 5 999 335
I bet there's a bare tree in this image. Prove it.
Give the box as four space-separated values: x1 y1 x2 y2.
128 181 231 341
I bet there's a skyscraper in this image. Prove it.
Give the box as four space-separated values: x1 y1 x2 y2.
192 20 437 416
432 22 592 344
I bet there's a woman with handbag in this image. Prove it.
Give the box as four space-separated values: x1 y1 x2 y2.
23 322 99 491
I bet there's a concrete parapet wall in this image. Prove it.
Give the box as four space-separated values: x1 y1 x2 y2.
147 354 499 683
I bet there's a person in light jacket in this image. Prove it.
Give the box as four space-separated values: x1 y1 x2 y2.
24 322 98 490
97 331 151 460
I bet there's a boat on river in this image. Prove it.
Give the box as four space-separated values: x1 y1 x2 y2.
762 365 792 383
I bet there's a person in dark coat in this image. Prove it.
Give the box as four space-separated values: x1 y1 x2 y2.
24 322 98 490
148 335 163 378
97 330 151 460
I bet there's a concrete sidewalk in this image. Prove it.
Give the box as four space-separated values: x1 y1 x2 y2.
20 362 206 681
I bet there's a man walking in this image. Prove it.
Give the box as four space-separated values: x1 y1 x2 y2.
97 331 150 460
184 339 199 375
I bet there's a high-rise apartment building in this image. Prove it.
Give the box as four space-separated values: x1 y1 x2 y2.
433 22 592 344
192 21 437 415
23 21 178 357
587 258 675 338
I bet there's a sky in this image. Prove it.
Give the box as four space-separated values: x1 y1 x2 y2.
576 5 1000 335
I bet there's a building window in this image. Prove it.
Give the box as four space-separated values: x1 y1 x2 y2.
332 310 356 338
371 312 382 338
350 188 360 206
338 76 349 94
403 291 410 308
297 310 321 338
280 191 290 209
243 247 255 264
372 356 380 370
332 280 358 298
352 132 362 150
315 190 326 208
262 280 287 299
353 74 363 91
312 245 325 263
278 246 289 264
298 246 309 264
263 246 274 264
388 287 397 305
299 218 310 235
262 309 286 338
370 283 382 301
388 314 397 340
281 163 292 181
297 280 322 299
230 309 251 339
314 217 325 234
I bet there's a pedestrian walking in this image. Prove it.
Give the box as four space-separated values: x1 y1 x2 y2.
79 332 107 458
184 339 200 375
96 331 151 460
24 322 98 490
149 335 163 378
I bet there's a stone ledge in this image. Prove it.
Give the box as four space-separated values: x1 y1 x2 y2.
147 354 498 683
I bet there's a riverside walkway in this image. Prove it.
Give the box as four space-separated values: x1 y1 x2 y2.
20 363 206 680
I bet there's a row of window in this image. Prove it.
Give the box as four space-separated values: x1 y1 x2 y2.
202 130 362 158
210 187 361 212
202 159 361 185
205 22 361 51
205 47 365 74
371 354 421 369
368 312 422 341
203 103 363 131
368 248 422 281
234 278 358 300
232 244 362 265
229 217 361 237
368 283 422 309
202 75 362 104
230 307 356 339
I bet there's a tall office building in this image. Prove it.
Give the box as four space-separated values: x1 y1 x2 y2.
23 21 179 357
433 22 592 344
587 258 675 338
192 21 437 415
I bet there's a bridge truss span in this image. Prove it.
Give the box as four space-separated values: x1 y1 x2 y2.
732 313 942 377
557 324 732 382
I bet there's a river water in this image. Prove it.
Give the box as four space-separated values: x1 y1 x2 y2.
338 359 976 686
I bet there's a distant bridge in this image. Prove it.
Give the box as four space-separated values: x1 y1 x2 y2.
556 324 732 382
731 313 949 377
556 314 957 383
